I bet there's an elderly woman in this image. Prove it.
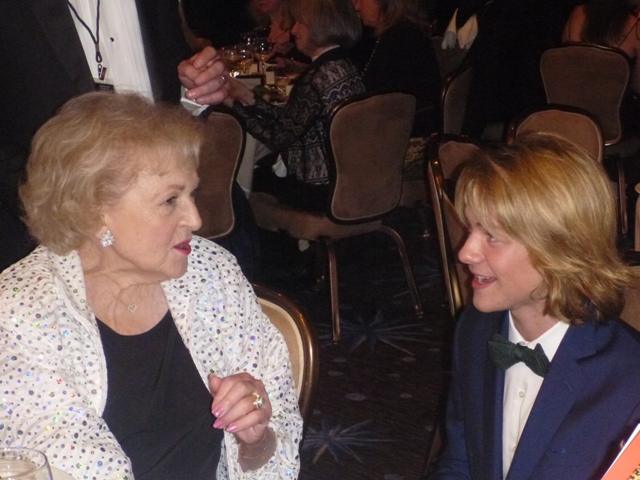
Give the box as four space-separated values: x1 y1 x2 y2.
0 92 302 479
432 134 640 478
350 0 441 136
226 0 365 212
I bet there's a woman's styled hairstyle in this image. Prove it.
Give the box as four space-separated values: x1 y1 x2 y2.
289 0 362 48
583 0 636 46
455 133 632 324
20 92 203 255
374 0 429 34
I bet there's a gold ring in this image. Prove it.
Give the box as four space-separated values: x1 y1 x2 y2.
252 392 265 410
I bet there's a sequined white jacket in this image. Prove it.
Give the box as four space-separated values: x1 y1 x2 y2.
0 238 302 480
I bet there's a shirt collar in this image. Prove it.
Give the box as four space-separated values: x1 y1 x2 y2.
508 311 569 362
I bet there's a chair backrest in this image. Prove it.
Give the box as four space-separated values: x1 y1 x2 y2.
326 92 416 223
540 43 631 145
427 135 480 318
431 35 468 80
621 267 640 332
441 62 472 135
252 283 319 421
195 108 245 239
507 104 604 163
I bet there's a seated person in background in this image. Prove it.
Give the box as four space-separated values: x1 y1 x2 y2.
0 92 302 480
431 134 640 479
225 0 365 212
350 0 441 136
250 0 311 65
563 0 640 95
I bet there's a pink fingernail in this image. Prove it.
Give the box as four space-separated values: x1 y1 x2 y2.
213 407 224 417
226 424 237 433
213 419 224 429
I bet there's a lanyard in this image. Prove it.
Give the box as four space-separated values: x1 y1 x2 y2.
67 0 106 80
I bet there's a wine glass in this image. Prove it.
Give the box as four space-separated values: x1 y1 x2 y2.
0 447 53 480
237 46 255 75
254 38 273 74
220 45 242 77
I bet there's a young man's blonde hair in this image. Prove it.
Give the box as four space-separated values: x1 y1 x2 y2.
455 133 632 324
20 92 203 255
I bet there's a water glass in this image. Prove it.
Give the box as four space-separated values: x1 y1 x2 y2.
0 447 53 479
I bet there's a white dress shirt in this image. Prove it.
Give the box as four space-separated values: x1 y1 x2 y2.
68 0 153 100
502 313 569 478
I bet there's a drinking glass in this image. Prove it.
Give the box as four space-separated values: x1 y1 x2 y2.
237 46 255 75
220 45 241 76
254 38 273 74
0 447 53 480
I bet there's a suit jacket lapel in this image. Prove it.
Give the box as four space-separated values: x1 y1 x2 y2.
27 0 94 94
506 321 609 479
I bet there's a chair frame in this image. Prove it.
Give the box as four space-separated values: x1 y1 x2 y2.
322 92 424 340
195 106 245 240
539 42 632 234
253 283 319 422
441 62 472 135
250 92 424 342
506 104 604 163
426 134 479 318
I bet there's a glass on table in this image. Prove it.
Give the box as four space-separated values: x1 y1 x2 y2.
254 38 273 74
237 46 255 75
0 447 53 480
221 45 242 76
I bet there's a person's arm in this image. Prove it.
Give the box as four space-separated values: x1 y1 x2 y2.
193 250 303 479
231 77 323 154
429 321 472 479
0 312 132 479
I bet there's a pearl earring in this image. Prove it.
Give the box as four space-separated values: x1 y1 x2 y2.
100 230 114 247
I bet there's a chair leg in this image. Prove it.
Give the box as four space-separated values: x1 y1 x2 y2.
379 225 424 317
323 238 341 343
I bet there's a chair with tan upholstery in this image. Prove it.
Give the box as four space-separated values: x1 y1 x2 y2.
427 135 479 318
253 283 319 422
194 108 245 240
507 104 604 163
249 92 423 342
441 62 473 135
540 43 636 234
422 134 481 477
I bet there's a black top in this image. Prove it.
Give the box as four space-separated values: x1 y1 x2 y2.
98 311 223 480
350 23 442 136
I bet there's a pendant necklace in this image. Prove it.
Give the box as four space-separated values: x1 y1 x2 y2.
67 0 107 80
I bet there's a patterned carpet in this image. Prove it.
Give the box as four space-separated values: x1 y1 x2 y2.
256 204 454 480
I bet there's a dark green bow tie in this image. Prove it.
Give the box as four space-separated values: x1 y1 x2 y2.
488 333 550 378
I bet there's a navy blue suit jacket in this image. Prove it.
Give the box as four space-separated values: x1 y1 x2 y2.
432 306 640 479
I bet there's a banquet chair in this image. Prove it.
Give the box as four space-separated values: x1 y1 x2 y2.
540 43 636 234
622 270 640 332
507 104 604 163
194 107 245 240
421 135 480 477
427 135 479 318
253 283 319 422
249 92 422 342
441 62 473 135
